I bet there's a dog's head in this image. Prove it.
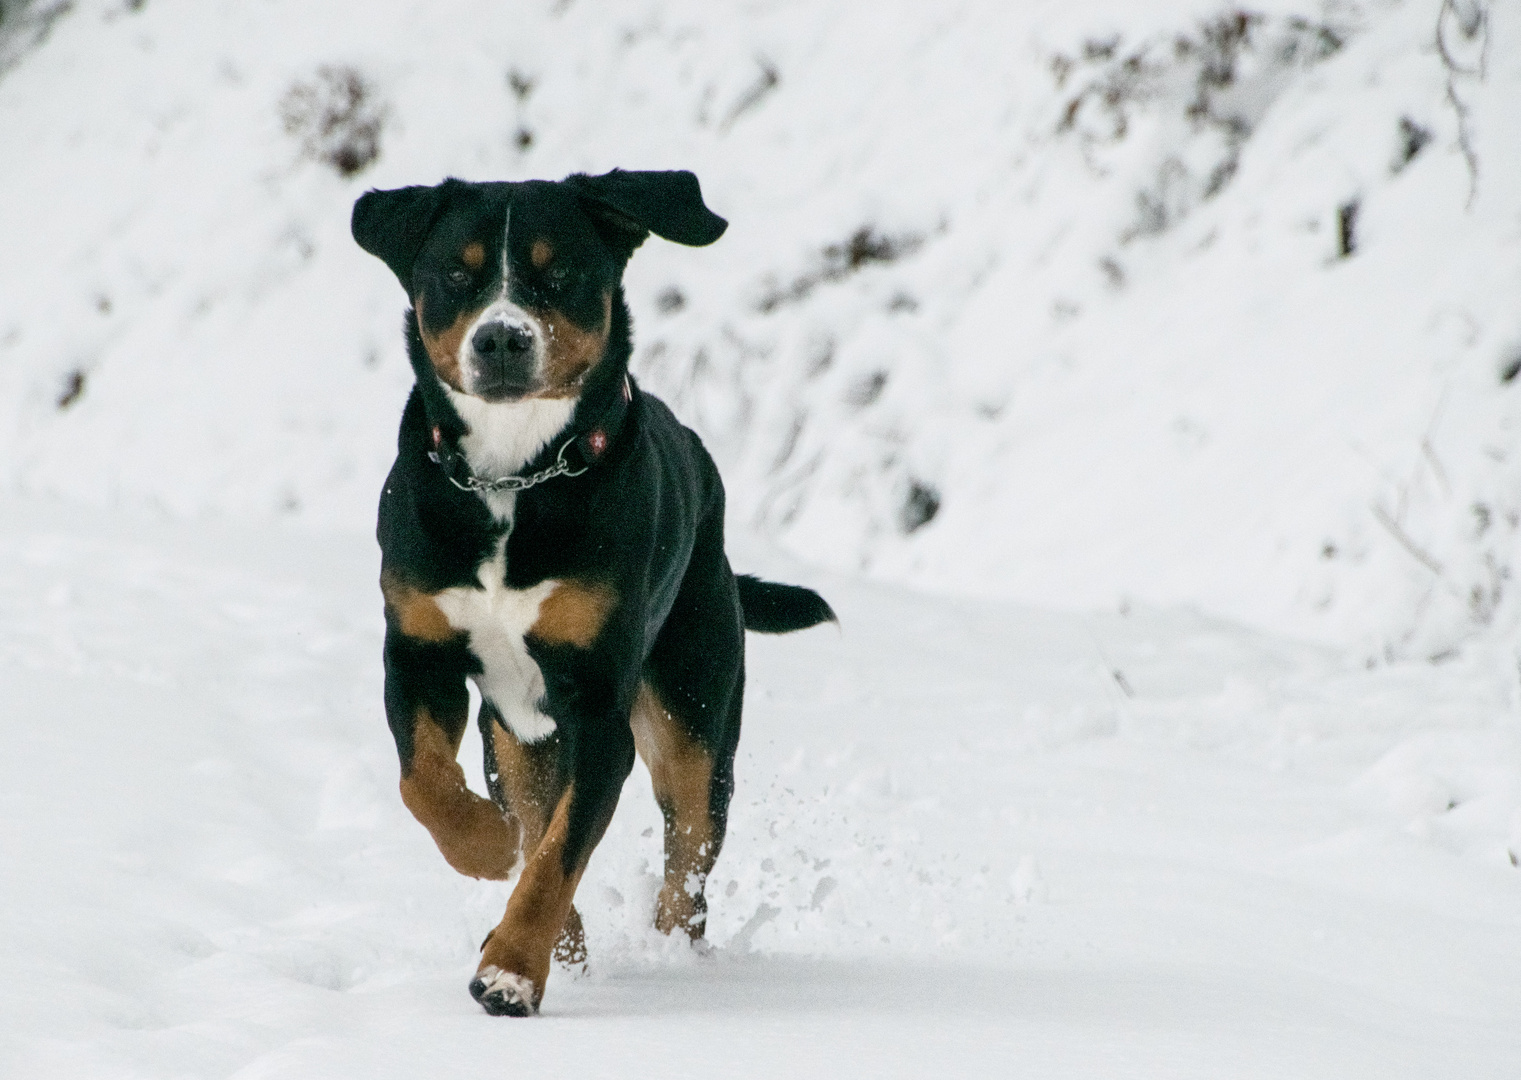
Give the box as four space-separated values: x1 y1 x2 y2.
353 170 726 402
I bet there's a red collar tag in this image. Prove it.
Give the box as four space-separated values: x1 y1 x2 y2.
431 426 443 449
588 429 608 456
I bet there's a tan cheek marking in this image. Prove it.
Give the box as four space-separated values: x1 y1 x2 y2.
399 709 521 881
529 580 617 648
531 239 554 269
462 242 485 269
534 291 611 398
381 570 460 642
416 295 480 393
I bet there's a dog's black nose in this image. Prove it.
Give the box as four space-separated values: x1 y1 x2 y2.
469 320 537 399
472 322 533 358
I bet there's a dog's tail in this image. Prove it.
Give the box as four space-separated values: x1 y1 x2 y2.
736 574 836 634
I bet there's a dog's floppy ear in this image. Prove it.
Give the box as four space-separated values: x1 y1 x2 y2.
567 169 728 252
351 183 450 291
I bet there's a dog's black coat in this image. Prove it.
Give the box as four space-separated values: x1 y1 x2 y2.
353 169 833 1016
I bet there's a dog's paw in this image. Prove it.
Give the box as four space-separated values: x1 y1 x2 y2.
469 966 538 1017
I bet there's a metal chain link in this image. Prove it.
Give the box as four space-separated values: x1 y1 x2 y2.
443 434 590 494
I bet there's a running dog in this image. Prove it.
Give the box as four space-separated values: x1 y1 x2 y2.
352 169 834 1016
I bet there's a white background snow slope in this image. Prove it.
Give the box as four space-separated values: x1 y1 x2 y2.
2 0 1520 1075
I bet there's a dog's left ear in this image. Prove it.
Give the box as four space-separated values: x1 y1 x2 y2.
351 182 452 292
567 169 728 253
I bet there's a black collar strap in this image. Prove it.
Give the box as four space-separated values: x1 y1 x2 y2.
428 375 633 495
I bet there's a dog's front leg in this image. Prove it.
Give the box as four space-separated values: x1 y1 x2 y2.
472 710 635 1016
384 629 521 880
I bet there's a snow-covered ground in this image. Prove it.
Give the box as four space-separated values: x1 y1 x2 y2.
2 495 1519 1077
3 0 1521 1074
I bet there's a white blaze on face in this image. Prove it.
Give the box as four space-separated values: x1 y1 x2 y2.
441 206 577 521
455 206 545 400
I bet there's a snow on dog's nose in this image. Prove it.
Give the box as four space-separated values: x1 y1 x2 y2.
467 317 538 400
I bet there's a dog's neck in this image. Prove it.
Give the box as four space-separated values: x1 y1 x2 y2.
443 391 578 480
406 288 634 451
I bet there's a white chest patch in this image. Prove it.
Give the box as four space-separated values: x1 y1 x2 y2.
433 539 560 743
444 386 576 523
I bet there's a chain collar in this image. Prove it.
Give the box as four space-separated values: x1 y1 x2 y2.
433 434 589 494
427 375 632 495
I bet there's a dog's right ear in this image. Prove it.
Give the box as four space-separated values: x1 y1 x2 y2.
566 170 727 254
351 183 449 292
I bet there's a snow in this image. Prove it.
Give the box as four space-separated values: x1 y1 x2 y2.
2 0 1521 1074
2 496 1519 1076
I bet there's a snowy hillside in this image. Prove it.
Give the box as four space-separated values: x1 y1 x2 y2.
2 0 1518 655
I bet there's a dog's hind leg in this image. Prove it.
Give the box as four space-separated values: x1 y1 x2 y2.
631 683 732 938
633 512 745 939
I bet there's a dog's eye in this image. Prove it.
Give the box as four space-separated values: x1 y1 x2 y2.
548 266 571 285
447 269 471 288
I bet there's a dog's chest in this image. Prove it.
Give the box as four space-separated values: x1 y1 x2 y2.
433 527 559 743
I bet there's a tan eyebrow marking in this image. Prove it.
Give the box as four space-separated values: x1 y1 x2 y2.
531 239 554 269
462 242 486 270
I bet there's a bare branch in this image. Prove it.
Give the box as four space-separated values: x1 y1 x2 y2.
1437 0 1489 209
1371 503 1445 577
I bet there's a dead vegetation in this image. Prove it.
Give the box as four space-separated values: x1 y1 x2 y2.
0 0 73 77
655 286 686 315
1336 199 1359 258
1053 9 1346 242
1437 0 1489 207
720 58 780 132
899 480 941 534
507 67 535 153
280 65 386 178
56 368 85 410
1393 115 1432 173
757 225 923 313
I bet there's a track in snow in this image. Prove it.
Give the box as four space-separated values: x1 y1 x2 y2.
1 495 1517 1078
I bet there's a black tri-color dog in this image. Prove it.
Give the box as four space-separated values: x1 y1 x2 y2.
351 170 833 1016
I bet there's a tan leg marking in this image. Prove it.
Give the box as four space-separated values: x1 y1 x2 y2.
532 292 611 397
528 580 617 649
380 570 460 643
399 710 520 881
462 241 486 269
487 721 587 968
477 783 592 1008
416 295 484 392
631 683 717 938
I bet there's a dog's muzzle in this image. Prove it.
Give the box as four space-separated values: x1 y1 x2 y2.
468 317 538 400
